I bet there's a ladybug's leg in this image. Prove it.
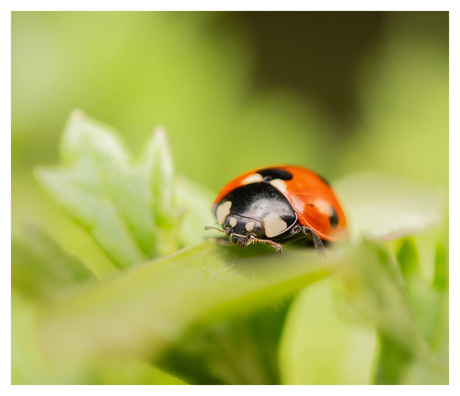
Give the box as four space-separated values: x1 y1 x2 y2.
300 226 325 253
248 235 283 253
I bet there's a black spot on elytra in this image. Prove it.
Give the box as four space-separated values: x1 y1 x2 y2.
257 168 293 182
329 206 338 228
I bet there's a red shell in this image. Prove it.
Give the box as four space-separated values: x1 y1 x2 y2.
214 165 348 241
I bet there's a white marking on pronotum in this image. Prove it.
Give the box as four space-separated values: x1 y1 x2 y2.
245 222 255 232
262 212 288 237
216 201 232 225
229 217 237 227
270 179 288 193
242 173 263 185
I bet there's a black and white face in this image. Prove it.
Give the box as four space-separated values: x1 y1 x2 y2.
214 182 298 247
221 214 265 247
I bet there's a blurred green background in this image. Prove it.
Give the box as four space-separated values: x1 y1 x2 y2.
11 11 448 385
12 11 448 238
12 10 449 277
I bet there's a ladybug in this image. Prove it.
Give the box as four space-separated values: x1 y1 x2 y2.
206 166 347 253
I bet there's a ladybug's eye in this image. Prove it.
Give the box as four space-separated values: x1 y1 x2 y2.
244 222 255 232
250 221 266 238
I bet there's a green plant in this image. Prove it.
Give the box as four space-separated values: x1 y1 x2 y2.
12 111 448 385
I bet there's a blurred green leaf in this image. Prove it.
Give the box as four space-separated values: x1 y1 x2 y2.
36 110 147 268
37 242 336 371
12 292 48 385
373 333 413 385
12 291 84 384
12 224 96 300
35 111 216 268
337 240 448 384
156 303 291 385
280 280 376 385
140 126 181 256
396 236 449 379
84 357 188 385
12 291 188 385
174 174 216 247
334 172 445 244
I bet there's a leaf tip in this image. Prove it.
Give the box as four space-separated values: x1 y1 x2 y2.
152 125 169 144
70 108 85 121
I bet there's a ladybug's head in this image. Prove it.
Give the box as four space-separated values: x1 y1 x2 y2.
205 214 283 253
229 233 251 248
221 214 264 248
222 214 265 240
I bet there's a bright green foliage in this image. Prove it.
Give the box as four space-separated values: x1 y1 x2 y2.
11 111 447 384
36 111 146 268
338 240 448 384
12 224 96 300
157 304 292 385
280 280 377 385
37 240 334 374
36 111 214 268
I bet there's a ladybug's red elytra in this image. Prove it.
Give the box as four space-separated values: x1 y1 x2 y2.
206 166 347 253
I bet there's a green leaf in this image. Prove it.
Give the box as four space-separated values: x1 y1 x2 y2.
35 111 209 268
174 174 217 247
156 303 292 385
35 110 147 268
139 127 180 256
145 126 176 224
84 357 188 385
37 241 337 370
12 292 48 384
394 236 449 373
279 279 376 385
373 333 413 385
334 172 445 244
12 291 87 384
12 224 96 299
337 240 447 384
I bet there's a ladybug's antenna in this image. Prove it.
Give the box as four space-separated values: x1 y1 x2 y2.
204 226 225 233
